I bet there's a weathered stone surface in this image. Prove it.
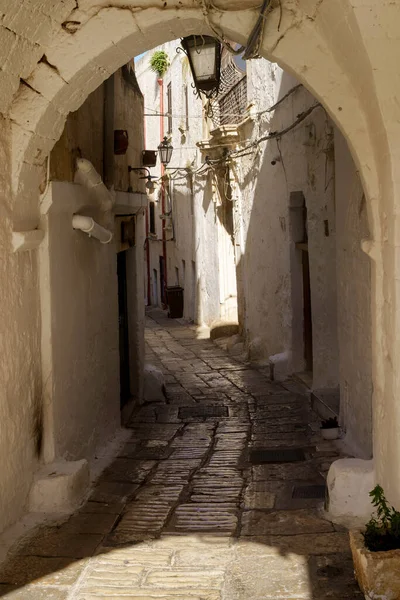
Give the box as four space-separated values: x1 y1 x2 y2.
243 488 275 509
169 504 238 533
0 316 358 598
350 530 400 600
61 512 118 535
80 501 122 514
102 458 156 483
252 463 323 481
21 530 103 559
144 569 225 588
238 533 351 555
308 552 364 599
0 555 85 586
241 509 333 536
90 481 139 504
0 586 69 599
224 544 310 599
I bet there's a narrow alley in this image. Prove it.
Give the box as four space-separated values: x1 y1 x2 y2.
0 311 361 599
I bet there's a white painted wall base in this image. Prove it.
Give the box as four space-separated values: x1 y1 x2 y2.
29 459 89 514
269 351 291 382
143 364 165 404
326 458 375 526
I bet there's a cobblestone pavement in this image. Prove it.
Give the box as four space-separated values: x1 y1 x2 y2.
0 310 362 599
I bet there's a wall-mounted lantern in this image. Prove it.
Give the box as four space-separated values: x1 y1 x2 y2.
179 35 222 99
157 136 173 167
128 166 157 193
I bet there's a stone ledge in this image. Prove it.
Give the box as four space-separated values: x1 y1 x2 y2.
29 459 89 514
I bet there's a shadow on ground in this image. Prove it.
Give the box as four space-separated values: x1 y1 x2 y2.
0 310 362 599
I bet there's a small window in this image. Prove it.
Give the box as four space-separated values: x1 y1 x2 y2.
167 83 172 134
149 202 156 235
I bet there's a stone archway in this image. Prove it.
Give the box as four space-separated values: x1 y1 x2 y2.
1 0 399 527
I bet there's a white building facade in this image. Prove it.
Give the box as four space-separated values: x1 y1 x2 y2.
138 40 372 502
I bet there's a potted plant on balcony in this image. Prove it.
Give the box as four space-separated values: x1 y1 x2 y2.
350 485 400 599
320 416 339 440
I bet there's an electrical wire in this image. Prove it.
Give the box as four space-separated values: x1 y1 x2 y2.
143 84 302 119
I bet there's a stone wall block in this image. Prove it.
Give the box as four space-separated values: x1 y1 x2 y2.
46 8 140 82
11 123 56 192
4 37 44 80
2 2 53 46
26 62 66 104
9 85 52 132
0 69 20 115
0 26 18 69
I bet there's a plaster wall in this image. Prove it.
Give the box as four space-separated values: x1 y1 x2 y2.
50 85 105 182
39 181 120 461
126 209 146 402
50 65 144 194
0 119 41 533
136 41 221 325
236 63 338 389
335 130 372 458
113 66 145 193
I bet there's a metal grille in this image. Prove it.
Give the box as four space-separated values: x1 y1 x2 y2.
249 448 306 464
292 485 326 499
210 59 247 127
179 406 228 419
218 77 247 126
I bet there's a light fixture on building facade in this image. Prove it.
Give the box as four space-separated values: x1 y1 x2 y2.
179 35 222 100
158 136 173 167
128 166 156 193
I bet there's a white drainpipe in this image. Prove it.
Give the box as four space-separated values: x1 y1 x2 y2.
72 215 113 244
75 158 114 212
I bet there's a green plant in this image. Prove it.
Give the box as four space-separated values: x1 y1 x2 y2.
363 485 400 552
321 417 339 429
149 50 169 78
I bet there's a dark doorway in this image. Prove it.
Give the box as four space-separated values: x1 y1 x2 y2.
159 256 166 305
117 251 130 408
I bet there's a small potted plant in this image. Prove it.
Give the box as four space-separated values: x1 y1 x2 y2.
149 50 170 79
350 485 400 599
320 416 340 439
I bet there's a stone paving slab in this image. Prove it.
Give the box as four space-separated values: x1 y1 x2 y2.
0 311 360 599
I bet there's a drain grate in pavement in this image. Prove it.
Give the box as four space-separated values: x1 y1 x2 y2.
292 484 326 499
249 448 306 464
179 405 228 419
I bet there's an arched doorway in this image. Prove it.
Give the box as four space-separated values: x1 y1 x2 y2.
0 1 399 533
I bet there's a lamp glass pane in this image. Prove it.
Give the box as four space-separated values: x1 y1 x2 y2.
188 43 216 81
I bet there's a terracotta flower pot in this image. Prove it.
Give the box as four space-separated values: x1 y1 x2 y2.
350 530 400 599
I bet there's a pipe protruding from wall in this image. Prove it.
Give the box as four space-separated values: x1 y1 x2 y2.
72 215 113 244
75 158 114 212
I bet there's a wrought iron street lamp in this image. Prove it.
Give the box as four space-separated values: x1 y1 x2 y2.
179 35 221 99
158 136 173 167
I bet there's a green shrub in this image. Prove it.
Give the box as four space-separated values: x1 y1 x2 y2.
364 485 400 551
149 50 169 78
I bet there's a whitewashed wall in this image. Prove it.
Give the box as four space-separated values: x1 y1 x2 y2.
39 182 121 462
335 130 372 458
136 41 223 325
235 63 339 388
